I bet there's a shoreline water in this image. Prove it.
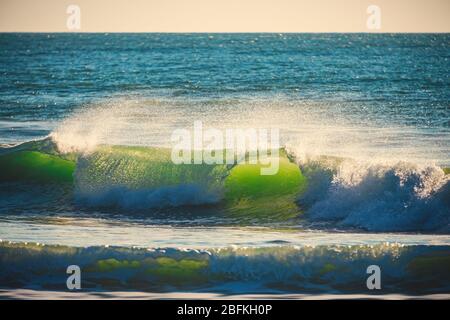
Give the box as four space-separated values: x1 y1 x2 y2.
1 289 449 300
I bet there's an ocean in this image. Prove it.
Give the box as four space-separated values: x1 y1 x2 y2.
0 33 449 298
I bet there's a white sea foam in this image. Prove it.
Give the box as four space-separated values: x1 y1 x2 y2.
297 156 450 232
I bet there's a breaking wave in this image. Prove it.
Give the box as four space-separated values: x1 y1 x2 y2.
297 156 450 233
1 241 449 294
0 137 449 232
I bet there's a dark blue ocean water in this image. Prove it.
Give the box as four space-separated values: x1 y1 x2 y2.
1 33 449 131
1 34 450 296
1 33 450 225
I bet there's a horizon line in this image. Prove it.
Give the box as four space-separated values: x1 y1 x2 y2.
1 31 449 34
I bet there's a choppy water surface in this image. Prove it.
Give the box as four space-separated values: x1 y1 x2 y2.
0 33 449 296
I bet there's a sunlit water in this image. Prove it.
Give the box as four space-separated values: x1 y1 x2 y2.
0 34 449 296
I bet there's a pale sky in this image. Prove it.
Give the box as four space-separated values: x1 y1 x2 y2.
0 0 449 32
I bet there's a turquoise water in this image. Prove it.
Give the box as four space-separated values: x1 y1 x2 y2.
0 33 449 296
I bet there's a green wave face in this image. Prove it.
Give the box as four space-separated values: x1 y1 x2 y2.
0 150 75 183
224 154 306 219
74 145 306 217
74 145 229 197
78 144 306 195
225 156 305 199
0 141 307 218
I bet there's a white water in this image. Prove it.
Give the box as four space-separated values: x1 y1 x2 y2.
1 218 450 249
